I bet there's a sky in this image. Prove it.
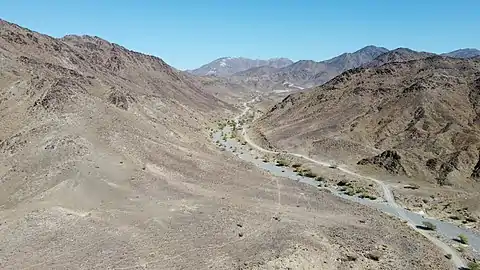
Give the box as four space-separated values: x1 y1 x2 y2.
1 0 479 70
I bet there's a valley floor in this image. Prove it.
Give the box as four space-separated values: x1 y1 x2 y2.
213 96 480 268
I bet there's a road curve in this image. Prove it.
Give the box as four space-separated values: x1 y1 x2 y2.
237 101 465 269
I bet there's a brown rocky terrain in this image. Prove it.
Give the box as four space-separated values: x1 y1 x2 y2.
363 48 435 68
0 19 455 269
254 56 480 225
229 46 389 90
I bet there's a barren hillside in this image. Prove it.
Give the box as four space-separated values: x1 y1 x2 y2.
229 46 389 90
255 56 480 187
0 19 453 269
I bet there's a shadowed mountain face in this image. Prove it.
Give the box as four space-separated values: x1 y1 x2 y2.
186 57 293 77
255 56 480 187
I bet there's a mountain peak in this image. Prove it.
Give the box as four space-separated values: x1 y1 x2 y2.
188 57 293 77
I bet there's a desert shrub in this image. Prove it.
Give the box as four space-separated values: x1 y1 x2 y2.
275 159 288 167
422 221 436 231
337 180 349 186
315 176 325 181
445 254 452 259
291 163 302 168
345 189 355 196
458 234 469 245
466 216 478 222
303 171 317 178
468 262 480 270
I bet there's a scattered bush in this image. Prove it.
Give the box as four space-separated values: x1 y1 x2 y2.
458 234 469 245
422 221 437 231
303 171 317 178
445 254 452 260
404 184 420 190
291 163 302 168
366 251 381 261
315 176 325 181
337 180 349 186
359 193 377 200
468 262 480 270
466 216 478 222
275 159 289 167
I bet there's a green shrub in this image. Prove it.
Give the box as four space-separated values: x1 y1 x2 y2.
458 234 469 245
468 262 480 270
275 160 289 167
303 171 317 178
345 189 355 196
422 221 436 231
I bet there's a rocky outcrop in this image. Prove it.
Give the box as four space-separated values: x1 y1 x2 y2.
472 153 480 181
357 150 406 175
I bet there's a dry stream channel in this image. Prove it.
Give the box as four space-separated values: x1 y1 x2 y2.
212 100 480 268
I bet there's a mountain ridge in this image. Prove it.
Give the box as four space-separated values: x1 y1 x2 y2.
186 57 293 77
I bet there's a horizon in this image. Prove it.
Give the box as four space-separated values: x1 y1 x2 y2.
1 0 479 70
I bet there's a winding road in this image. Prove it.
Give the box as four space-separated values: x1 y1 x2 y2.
236 99 466 269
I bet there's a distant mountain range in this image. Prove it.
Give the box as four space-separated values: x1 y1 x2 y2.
186 57 293 77
441 48 480 59
187 46 480 90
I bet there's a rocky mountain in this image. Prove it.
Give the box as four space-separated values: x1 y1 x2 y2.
187 57 293 77
363 48 436 68
229 45 389 90
443 48 480 59
254 56 480 188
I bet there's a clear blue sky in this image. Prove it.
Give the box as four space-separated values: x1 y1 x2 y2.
1 0 479 70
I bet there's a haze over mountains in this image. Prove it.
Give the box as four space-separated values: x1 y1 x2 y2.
189 46 480 90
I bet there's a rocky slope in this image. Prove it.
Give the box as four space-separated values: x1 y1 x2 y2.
443 48 480 59
0 19 454 269
187 57 293 77
254 56 480 188
363 48 436 68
